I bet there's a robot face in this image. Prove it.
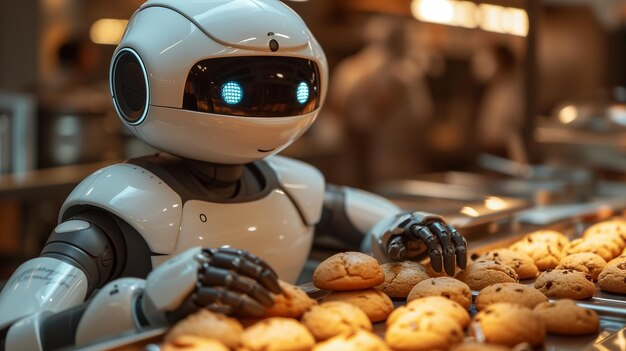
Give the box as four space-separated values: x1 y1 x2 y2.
111 0 329 164
183 56 320 118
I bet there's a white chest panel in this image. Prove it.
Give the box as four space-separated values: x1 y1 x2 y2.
155 189 314 283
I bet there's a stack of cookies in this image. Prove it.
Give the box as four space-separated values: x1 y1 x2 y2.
313 251 394 323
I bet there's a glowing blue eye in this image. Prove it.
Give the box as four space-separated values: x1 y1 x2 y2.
296 82 309 104
221 81 243 104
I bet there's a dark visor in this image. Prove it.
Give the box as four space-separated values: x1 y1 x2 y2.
182 56 320 117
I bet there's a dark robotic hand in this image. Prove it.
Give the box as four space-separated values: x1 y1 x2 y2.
383 212 467 276
142 247 282 324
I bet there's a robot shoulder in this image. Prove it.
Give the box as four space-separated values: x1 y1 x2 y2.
265 155 325 226
59 163 183 254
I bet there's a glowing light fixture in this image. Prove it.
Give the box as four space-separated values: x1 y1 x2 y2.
558 105 578 124
221 81 244 104
90 19 128 45
411 0 528 37
484 196 507 211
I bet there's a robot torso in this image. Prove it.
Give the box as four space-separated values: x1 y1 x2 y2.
60 155 325 283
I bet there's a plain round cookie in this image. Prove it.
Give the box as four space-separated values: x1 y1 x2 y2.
509 241 563 271
471 303 546 347
475 283 547 311
455 260 518 291
556 253 607 281
165 310 243 348
313 252 384 291
598 261 626 294
533 299 599 335
265 280 318 318
239 317 315 351
534 269 595 299
311 330 390 351
475 249 539 279
161 335 229 351
301 301 372 341
376 261 430 298
406 277 472 309
323 289 393 322
388 296 470 328
385 314 463 351
450 342 511 351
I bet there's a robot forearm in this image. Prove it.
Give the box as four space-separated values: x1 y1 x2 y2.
315 184 402 251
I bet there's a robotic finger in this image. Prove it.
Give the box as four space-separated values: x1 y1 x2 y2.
448 225 468 269
199 265 274 306
195 286 266 317
430 222 457 276
411 225 444 273
204 249 281 294
214 248 279 279
387 235 408 259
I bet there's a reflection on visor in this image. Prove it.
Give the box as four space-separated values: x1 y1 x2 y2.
183 56 320 117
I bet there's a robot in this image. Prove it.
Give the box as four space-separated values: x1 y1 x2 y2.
0 1 467 350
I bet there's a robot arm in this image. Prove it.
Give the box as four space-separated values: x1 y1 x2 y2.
316 184 467 275
1 247 280 351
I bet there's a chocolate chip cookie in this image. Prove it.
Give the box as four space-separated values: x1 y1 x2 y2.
388 296 470 328
533 269 595 299
598 260 626 294
376 261 430 298
301 301 372 341
474 249 539 279
556 253 607 281
455 260 518 291
475 283 547 311
323 289 394 322
385 313 464 351
533 299 599 335
239 317 315 351
406 277 472 309
471 303 546 347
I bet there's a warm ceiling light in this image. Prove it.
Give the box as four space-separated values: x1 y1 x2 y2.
411 0 528 37
558 105 578 124
90 19 128 45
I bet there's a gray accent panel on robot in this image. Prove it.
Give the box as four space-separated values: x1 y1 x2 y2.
59 208 154 282
126 153 280 204
314 184 365 251
39 303 89 351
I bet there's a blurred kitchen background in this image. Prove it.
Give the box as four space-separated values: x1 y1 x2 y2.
2 0 626 279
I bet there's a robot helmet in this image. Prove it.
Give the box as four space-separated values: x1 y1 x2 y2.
110 0 328 164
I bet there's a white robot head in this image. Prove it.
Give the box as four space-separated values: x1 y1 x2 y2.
110 0 328 164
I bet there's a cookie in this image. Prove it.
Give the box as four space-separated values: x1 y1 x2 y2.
455 260 518 291
471 303 545 347
376 261 430 298
406 277 472 309
475 283 547 311
598 261 626 294
509 241 563 271
239 317 315 351
323 289 393 322
556 253 607 281
524 230 570 250
533 269 595 299
265 280 318 318
450 342 511 351
311 330 390 351
388 296 470 328
301 301 372 341
533 299 599 335
385 314 463 351
313 252 384 291
161 335 229 351
584 219 626 241
475 249 539 279
165 310 243 348
565 238 614 262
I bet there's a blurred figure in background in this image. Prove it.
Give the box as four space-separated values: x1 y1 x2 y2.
328 17 434 188
473 43 524 158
